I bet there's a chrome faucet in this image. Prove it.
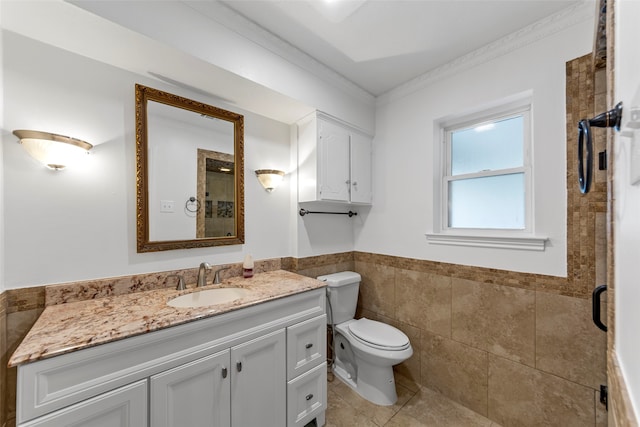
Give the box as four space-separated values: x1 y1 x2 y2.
197 262 211 287
213 266 231 284
167 274 186 290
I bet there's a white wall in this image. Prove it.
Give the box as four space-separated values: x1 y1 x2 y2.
68 0 376 134
1 31 292 289
356 17 594 277
614 0 640 417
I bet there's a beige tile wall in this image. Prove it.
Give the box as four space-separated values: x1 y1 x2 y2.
353 253 607 426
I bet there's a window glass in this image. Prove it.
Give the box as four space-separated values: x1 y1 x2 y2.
448 173 525 229
451 115 524 176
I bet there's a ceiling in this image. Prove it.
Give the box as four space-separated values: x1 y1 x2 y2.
201 0 583 97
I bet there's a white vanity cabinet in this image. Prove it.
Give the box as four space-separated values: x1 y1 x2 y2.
151 329 286 427
298 112 373 205
150 350 231 427
16 288 326 427
230 329 286 426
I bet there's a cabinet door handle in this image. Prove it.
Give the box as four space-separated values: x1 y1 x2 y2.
305 343 313 349
306 394 314 401
222 367 228 379
236 361 242 372
352 181 358 186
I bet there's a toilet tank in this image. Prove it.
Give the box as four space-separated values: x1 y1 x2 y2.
317 271 361 325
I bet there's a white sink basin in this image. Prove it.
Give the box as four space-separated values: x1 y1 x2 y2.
168 288 251 308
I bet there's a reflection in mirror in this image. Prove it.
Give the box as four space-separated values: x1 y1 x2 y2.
136 84 244 252
197 149 235 238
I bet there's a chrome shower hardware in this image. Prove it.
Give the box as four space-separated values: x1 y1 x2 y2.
578 102 623 194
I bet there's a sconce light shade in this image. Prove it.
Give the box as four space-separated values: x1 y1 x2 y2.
255 169 285 192
13 130 93 170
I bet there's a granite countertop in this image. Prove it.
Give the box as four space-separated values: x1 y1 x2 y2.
9 270 325 367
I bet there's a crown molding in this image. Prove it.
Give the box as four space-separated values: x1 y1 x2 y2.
184 1 376 105
376 0 595 107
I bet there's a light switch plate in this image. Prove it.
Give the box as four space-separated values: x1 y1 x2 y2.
160 200 175 213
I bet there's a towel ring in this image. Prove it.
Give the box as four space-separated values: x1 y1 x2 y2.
185 197 200 213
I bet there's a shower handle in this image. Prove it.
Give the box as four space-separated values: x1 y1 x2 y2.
592 285 607 332
578 119 592 194
577 102 623 194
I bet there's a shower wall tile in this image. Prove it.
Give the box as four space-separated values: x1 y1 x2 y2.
421 331 488 416
488 355 594 427
536 291 607 389
452 278 535 366
1 292 6 427
395 269 451 338
595 389 608 427
354 261 396 318
595 212 607 286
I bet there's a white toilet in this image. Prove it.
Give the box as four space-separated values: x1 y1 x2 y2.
318 271 413 406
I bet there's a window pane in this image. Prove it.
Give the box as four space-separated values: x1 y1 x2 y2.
451 115 523 175
449 173 525 229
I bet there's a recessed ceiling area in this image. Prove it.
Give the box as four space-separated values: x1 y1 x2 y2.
209 0 582 96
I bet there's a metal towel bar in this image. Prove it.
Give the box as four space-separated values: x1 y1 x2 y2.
299 208 357 217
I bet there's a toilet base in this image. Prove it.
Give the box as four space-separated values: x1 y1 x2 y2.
332 359 398 406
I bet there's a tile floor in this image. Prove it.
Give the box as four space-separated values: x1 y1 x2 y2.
324 371 502 427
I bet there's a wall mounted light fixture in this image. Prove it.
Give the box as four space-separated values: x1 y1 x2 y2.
13 130 93 170
255 169 285 192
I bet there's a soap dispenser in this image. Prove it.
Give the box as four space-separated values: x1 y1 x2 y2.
243 255 254 278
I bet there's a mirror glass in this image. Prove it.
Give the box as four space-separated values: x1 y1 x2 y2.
136 84 244 252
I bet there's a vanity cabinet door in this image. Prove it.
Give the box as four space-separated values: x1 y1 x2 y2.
150 350 231 427
230 329 286 427
19 380 147 427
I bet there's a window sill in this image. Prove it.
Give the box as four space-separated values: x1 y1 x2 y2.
425 233 548 251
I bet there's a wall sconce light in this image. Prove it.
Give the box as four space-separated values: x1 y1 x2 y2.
255 169 285 192
13 130 93 170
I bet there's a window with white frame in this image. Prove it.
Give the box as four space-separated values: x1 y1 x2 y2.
427 99 545 250
445 107 530 230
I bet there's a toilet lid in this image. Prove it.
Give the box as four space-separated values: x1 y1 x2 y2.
348 318 410 350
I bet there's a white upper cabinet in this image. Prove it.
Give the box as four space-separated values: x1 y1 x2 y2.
298 112 372 204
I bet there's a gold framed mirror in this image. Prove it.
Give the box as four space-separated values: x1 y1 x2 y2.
135 84 244 252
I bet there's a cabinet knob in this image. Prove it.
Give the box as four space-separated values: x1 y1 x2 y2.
222 367 228 379
305 343 313 349
306 394 314 401
236 361 242 372
352 181 358 186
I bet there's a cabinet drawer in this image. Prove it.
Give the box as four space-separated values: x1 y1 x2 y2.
286 315 326 380
19 380 147 427
287 362 327 427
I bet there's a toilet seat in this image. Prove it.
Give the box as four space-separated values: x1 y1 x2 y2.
347 318 410 351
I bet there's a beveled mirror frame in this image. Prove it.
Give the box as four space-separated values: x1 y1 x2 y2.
135 84 245 252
